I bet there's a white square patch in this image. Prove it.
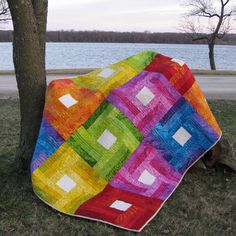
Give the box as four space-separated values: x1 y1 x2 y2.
138 169 156 185
59 94 78 108
97 129 117 150
171 58 185 67
172 127 191 146
110 200 132 211
136 86 155 106
98 68 115 78
56 175 76 193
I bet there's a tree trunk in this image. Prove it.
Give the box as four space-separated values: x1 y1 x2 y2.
208 42 216 70
7 0 48 172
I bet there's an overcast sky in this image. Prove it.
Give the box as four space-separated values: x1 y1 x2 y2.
47 0 184 32
2 0 235 32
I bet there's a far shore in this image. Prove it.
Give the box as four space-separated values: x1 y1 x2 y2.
1 68 236 76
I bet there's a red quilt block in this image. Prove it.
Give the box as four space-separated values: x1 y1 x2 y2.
75 185 163 231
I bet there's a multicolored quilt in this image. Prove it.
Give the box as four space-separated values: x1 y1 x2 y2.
31 51 222 232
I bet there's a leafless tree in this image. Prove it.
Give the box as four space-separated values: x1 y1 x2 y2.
0 0 10 22
7 0 48 172
181 0 236 70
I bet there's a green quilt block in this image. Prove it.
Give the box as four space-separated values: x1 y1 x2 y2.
68 101 143 181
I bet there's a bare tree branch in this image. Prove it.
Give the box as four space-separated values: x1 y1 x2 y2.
0 0 10 22
223 0 230 7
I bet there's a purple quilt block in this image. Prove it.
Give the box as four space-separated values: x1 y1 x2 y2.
31 117 64 173
110 141 181 200
108 71 181 136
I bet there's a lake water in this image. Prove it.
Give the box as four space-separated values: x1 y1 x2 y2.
0 42 236 70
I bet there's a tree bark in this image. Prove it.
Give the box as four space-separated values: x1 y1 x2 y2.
7 0 48 172
208 42 216 70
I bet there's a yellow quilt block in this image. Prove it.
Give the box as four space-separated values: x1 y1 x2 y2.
73 62 137 96
32 143 107 214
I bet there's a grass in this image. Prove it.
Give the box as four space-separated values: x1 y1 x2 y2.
0 99 235 236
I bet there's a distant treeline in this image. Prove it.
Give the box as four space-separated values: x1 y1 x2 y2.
1 30 236 45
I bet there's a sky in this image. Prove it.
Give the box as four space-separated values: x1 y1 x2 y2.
2 0 235 33
47 0 184 32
